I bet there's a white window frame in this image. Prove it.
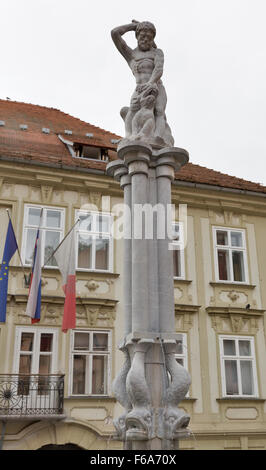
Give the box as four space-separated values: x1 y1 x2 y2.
175 333 188 369
13 326 58 375
213 226 249 284
69 329 112 397
22 204 65 269
75 210 113 273
172 222 185 280
219 335 258 398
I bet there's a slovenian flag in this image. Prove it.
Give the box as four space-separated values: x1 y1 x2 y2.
54 228 76 332
0 219 18 322
25 227 42 323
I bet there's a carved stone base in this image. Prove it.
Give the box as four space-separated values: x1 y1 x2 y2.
112 338 191 449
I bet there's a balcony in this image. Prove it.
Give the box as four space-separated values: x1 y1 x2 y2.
0 374 65 418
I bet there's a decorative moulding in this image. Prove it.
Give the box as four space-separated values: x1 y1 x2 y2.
207 306 265 334
208 209 247 228
85 279 100 291
174 304 200 314
35 174 63 184
219 290 248 305
41 185 53 204
13 294 118 327
174 304 200 332
206 306 264 316
225 408 258 420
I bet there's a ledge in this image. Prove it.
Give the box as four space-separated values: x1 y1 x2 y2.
180 397 197 403
0 414 66 421
216 397 266 403
13 294 119 307
174 304 201 313
206 306 265 316
174 279 192 285
75 271 120 279
64 396 116 402
9 265 120 279
210 281 256 290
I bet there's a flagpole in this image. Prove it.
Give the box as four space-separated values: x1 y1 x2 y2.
43 218 80 268
6 209 28 284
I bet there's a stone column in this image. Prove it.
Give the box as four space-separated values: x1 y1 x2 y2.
155 151 177 334
122 144 152 336
120 173 132 337
107 143 191 450
147 167 160 332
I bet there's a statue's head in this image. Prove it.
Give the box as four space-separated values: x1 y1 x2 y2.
135 21 156 51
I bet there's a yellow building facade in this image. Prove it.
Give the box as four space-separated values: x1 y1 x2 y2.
0 100 266 450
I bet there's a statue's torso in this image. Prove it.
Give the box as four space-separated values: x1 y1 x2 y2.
129 48 157 85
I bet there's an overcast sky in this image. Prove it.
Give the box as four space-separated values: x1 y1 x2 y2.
1 0 266 185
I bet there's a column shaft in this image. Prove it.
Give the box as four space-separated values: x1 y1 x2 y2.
121 177 132 336
156 174 175 333
131 169 149 333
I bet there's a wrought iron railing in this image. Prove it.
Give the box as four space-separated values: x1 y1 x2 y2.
0 374 64 416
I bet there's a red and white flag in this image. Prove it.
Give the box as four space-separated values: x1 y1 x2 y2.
54 228 76 332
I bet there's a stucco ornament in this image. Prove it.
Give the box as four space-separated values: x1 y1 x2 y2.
111 20 174 148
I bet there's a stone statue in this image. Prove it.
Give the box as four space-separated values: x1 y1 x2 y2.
111 20 174 148
108 20 190 450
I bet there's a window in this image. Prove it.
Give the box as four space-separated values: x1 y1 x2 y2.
14 327 58 376
73 144 109 161
70 330 111 396
219 335 258 397
175 333 188 369
213 227 248 283
13 327 58 406
171 223 185 279
76 211 113 272
22 205 65 267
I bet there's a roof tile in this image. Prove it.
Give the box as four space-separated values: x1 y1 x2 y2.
0 99 265 194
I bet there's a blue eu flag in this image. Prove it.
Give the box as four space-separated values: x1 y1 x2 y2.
0 220 18 322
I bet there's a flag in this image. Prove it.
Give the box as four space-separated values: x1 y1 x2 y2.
0 219 18 322
25 227 42 323
54 228 76 332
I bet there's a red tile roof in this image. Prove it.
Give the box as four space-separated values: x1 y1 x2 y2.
0 99 265 194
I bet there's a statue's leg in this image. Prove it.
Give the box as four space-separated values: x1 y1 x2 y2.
125 110 135 137
154 85 167 139
126 90 140 138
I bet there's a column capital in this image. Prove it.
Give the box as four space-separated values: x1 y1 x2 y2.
120 173 131 189
117 141 152 160
106 160 128 181
154 147 189 172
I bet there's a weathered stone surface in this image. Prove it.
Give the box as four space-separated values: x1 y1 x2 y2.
109 20 190 450
111 20 174 148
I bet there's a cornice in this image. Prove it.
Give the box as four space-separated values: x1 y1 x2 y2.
1 157 266 211
206 306 265 316
174 303 200 313
13 294 118 308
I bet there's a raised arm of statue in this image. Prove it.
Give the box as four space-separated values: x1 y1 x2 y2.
111 22 137 63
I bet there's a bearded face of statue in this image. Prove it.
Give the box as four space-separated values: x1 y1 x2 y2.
137 29 155 51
